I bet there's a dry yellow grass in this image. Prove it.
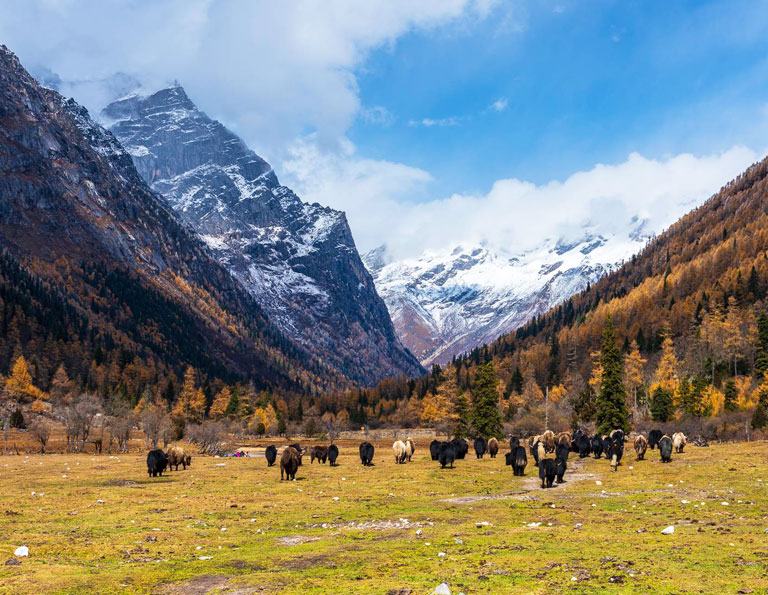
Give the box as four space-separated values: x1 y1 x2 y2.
1 439 767 594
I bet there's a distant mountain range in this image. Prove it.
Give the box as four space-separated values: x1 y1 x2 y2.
102 86 422 385
365 222 651 365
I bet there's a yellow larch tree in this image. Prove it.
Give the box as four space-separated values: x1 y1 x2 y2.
623 341 647 412
209 387 231 420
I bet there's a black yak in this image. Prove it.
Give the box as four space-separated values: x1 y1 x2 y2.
147 449 168 478
608 440 623 472
509 436 520 450
438 441 456 469
488 437 499 458
265 444 277 467
280 446 300 481
659 435 673 463
555 443 568 483
531 438 543 466
539 457 556 488
610 429 626 444
359 441 375 466
648 429 663 450
512 446 527 476
429 439 441 461
634 435 648 460
474 437 487 459
452 438 469 459
571 429 584 453
327 444 339 466
310 445 328 464
591 435 603 459
601 436 613 458
577 433 591 458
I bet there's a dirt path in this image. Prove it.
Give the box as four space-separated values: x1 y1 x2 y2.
441 456 596 505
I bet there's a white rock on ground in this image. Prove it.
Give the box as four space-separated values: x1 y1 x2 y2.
661 526 675 535
432 583 451 595
14 546 29 557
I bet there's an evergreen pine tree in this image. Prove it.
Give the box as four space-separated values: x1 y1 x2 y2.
453 393 471 439
595 316 629 434
755 312 768 377
470 362 502 438
723 379 738 412
650 386 674 422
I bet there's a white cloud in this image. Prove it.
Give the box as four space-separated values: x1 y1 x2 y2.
490 97 508 112
409 116 462 127
285 143 763 260
0 0 497 160
360 105 395 126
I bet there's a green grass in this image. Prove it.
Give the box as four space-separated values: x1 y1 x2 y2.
1 440 767 594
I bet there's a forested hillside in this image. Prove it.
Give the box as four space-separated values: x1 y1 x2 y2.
305 154 768 437
0 45 343 433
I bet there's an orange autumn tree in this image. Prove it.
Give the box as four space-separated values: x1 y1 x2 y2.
172 366 206 423
3 355 46 405
209 387 231 420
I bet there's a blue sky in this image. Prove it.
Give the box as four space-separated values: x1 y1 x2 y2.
350 0 768 197
2 0 767 257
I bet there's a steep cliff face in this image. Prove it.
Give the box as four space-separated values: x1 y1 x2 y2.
104 87 423 385
0 45 336 393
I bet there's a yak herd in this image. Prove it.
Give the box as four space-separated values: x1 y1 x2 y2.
145 428 688 487
146 445 192 478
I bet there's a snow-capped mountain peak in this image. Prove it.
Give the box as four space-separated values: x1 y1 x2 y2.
364 221 650 365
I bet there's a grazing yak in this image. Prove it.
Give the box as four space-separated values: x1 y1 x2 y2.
539 457 556 488
327 444 339 466
474 437 488 459
488 437 499 458
393 440 408 464
310 445 328 464
166 446 191 471
608 440 623 472
280 447 301 481
429 439 440 461
289 443 304 466
147 449 168 478
634 435 648 460
673 432 687 453
601 436 613 458
438 441 457 469
571 429 585 453
648 429 663 450
512 445 527 476
591 435 603 459
577 433 591 458
452 438 469 459
659 435 673 463
405 437 415 461
265 445 277 467
610 429 626 444
542 430 557 453
555 442 569 483
359 441 375 466
530 437 542 466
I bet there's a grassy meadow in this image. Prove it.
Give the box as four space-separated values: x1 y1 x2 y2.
1 438 767 594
